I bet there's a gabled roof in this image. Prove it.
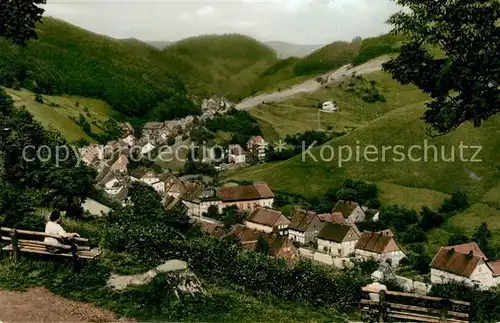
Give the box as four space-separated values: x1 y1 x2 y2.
430 247 484 278
318 222 353 242
247 135 266 146
201 222 226 237
181 182 205 202
141 171 159 180
318 212 346 224
487 260 500 277
110 154 128 172
218 184 274 202
229 144 245 155
332 200 359 218
246 207 290 227
443 242 487 260
143 122 164 130
289 209 318 232
355 231 399 254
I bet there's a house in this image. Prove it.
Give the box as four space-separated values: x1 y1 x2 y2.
231 224 298 264
288 209 324 245
201 222 226 237
181 184 221 217
332 200 366 224
317 222 359 257
109 154 128 173
218 184 274 212
247 136 268 161
355 231 406 267
97 172 128 203
228 144 246 164
122 134 136 147
321 101 338 112
430 242 500 290
141 142 156 155
245 207 290 235
81 144 104 166
140 171 165 194
165 174 186 198
121 122 135 137
318 212 346 224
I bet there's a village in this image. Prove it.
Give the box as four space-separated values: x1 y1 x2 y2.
77 108 500 297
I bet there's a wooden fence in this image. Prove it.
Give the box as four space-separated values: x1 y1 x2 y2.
361 286 470 322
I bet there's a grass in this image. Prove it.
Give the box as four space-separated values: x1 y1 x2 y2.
4 87 121 142
227 71 500 213
0 255 349 322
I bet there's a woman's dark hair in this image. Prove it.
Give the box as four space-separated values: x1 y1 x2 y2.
49 210 61 222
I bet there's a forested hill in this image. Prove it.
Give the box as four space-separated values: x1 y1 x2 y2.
0 18 280 119
0 17 190 118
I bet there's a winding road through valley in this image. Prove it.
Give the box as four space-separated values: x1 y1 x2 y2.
235 57 388 110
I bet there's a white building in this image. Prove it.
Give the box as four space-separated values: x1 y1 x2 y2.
247 136 268 161
288 209 324 245
228 144 246 164
245 207 290 235
332 200 369 225
321 101 338 112
355 231 406 268
430 242 500 290
141 142 156 155
317 222 360 257
218 184 274 212
122 134 136 147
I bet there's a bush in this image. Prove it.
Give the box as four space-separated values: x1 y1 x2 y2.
34 93 43 103
418 206 444 231
448 231 470 245
440 189 469 213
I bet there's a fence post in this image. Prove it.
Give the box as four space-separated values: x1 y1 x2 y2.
378 290 386 323
70 240 79 271
10 229 20 263
439 299 450 322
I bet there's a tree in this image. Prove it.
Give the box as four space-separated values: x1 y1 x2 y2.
448 232 470 246
0 89 94 217
0 0 46 47
401 225 427 244
418 206 444 231
472 222 493 256
221 205 245 230
206 205 219 219
383 1 500 135
440 190 469 213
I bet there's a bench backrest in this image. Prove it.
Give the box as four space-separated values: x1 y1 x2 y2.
361 287 470 322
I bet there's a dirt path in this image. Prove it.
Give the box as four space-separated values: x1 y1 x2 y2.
0 288 133 323
235 57 388 110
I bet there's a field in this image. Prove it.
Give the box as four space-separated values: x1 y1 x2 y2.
4 87 119 142
226 69 500 250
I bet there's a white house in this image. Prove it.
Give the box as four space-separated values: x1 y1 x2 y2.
321 101 338 112
317 222 359 257
181 185 221 217
140 171 160 186
430 242 500 290
245 207 290 235
288 209 324 245
228 144 246 164
247 136 268 161
141 142 156 155
355 231 406 268
332 200 368 225
218 184 274 212
122 134 136 147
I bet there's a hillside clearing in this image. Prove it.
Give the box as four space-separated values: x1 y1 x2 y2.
4 87 119 142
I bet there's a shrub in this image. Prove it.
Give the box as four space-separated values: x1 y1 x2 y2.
440 189 469 213
34 93 43 103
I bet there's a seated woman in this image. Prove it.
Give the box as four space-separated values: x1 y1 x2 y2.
44 210 79 253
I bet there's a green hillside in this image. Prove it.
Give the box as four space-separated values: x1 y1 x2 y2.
3 87 121 142
0 17 190 118
162 34 279 101
352 34 406 66
228 71 500 206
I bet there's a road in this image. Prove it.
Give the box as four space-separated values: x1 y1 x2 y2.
235 57 388 110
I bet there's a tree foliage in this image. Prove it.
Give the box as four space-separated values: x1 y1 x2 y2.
439 189 469 213
0 0 46 46
383 0 500 134
0 89 94 219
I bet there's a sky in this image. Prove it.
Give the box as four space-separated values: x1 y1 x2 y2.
43 0 401 45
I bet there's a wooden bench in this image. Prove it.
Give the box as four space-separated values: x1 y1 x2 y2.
361 286 470 322
1 227 101 263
